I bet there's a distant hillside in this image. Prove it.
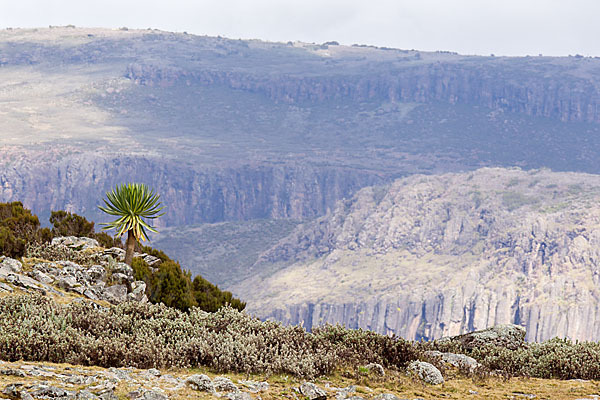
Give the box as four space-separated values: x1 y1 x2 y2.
2 27 600 230
4 28 600 327
233 168 600 342
152 219 299 287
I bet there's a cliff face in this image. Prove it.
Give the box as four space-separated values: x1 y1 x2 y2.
0 151 382 226
234 168 600 342
125 59 600 124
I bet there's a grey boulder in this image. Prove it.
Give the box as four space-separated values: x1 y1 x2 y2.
300 382 327 400
0 256 22 273
52 236 99 250
424 350 480 372
128 389 168 400
407 361 444 385
213 376 238 393
185 374 214 393
102 284 128 304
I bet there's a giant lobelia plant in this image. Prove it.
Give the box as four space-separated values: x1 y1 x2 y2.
98 183 164 265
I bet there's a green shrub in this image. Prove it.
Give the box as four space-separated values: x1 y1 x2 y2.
134 247 246 313
131 257 153 282
150 260 197 311
50 210 95 237
193 275 246 312
0 202 48 258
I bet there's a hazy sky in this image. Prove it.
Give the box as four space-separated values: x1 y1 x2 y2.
1 0 599 56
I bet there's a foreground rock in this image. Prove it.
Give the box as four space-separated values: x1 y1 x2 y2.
424 350 481 372
300 382 327 400
0 238 160 305
0 358 596 399
407 361 444 385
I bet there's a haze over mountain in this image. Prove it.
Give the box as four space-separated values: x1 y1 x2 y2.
3 27 600 340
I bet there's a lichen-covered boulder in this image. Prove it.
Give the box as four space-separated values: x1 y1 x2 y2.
212 376 238 393
52 236 99 250
300 382 327 400
185 374 214 393
424 350 481 372
407 361 444 385
102 284 128 304
373 394 404 400
0 256 22 273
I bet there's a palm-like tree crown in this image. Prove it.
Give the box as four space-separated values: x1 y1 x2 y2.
98 183 164 241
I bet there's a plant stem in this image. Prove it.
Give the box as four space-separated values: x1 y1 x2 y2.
125 230 136 265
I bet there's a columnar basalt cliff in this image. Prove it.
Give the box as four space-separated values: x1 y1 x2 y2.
234 168 600 342
0 151 383 226
125 59 600 123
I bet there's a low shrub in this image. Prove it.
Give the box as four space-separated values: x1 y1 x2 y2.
427 335 600 380
313 324 419 369
468 338 600 380
0 295 418 377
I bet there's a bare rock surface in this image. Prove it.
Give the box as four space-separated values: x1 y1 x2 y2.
424 351 480 372
185 374 214 393
236 168 600 342
52 236 99 250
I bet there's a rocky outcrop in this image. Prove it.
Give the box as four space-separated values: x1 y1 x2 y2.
0 362 270 400
236 168 600 342
0 237 157 305
440 324 526 350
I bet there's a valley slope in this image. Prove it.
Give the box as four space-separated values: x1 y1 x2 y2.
233 168 600 342
4 28 600 341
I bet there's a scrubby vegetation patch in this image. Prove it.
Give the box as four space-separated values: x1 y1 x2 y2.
0 295 417 378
